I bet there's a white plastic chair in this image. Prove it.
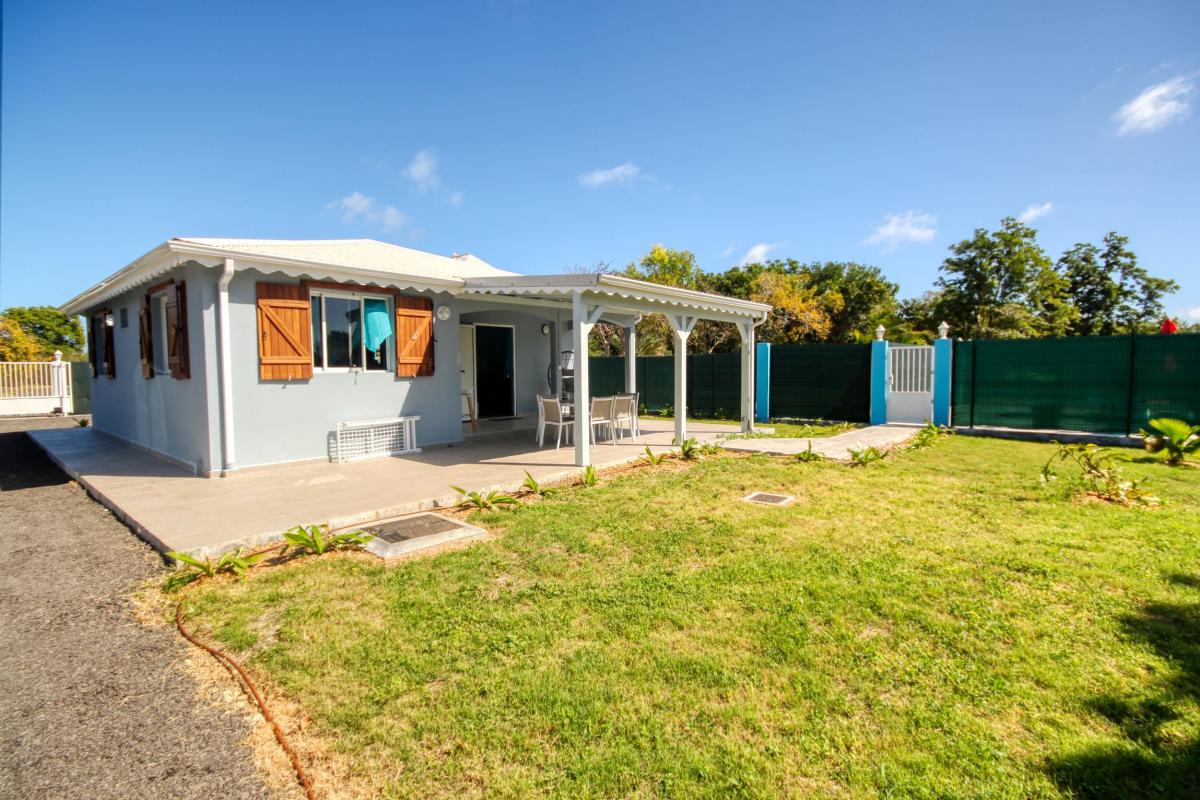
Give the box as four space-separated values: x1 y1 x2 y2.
613 393 638 441
537 395 573 449
589 396 616 445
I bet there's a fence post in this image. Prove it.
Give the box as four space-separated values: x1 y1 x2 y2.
932 323 953 427
755 342 771 422
870 326 889 425
1125 333 1137 436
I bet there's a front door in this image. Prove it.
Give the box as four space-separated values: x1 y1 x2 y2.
474 324 515 418
459 324 476 419
887 345 934 423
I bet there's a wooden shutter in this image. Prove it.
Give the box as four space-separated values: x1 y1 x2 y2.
256 283 313 381
139 295 154 379
395 295 434 377
87 315 99 378
166 281 190 379
102 310 116 378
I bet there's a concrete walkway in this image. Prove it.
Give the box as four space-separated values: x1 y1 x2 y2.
720 423 921 460
28 418 732 557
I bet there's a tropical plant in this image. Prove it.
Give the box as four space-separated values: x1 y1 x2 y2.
451 486 519 511
847 446 886 466
76 417 90 427
282 523 373 556
697 441 723 456
907 421 952 451
1140 418 1200 466
657 404 675 418
164 548 268 591
581 465 598 486
677 437 700 461
795 442 824 462
1040 442 1157 506
642 446 668 466
521 470 560 497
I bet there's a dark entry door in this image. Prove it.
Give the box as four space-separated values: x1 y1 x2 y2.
474 325 515 418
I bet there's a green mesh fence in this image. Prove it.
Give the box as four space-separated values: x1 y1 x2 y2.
952 333 1200 434
587 354 741 416
769 343 871 422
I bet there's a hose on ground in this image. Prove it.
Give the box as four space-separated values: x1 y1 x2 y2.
176 595 316 800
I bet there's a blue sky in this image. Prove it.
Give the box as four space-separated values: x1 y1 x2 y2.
2 1 1198 319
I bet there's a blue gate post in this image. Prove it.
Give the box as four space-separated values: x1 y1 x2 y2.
932 321 953 427
755 342 771 422
869 326 889 425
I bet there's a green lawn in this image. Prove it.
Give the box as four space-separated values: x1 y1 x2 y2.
185 438 1200 799
642 416 860 439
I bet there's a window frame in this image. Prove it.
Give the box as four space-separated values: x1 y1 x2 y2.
309 289 394 373
150 290 170 375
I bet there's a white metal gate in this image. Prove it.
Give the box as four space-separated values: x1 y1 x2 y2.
887 345 933 423
0 358 73 416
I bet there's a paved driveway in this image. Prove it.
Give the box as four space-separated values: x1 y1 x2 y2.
0 417 268 800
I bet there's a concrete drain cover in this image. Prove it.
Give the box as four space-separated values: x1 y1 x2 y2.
359 513 484 558
742 492 795 506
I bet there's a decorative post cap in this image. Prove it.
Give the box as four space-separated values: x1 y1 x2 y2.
53 350 63 361
875 324 886 341
937 321 950 339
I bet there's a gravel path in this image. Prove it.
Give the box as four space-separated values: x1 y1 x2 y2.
0 417 270 800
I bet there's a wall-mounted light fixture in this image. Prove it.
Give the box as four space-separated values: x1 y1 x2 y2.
541 323 551 335
436 305 452 322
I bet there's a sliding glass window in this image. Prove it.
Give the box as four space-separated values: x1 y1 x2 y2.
310 292 393 371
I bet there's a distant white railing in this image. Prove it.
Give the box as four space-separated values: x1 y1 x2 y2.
889 345 933 394
0 352 74 415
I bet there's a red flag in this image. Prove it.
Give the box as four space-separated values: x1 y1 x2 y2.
1160 317 1178 335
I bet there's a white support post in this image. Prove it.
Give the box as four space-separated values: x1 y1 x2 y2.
625 325 637 395
668 314 697 444
572 293 593 467
739 321 755 433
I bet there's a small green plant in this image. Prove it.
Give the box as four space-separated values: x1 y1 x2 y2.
451 486 519 511
581 465 598 486
1040 442 1157 506
795 442 824 463
521 470 560 497
1141 418 1200 466
847 446 886 466
677 437 700 461
282 523 372 556
697 441 723 456
907 421 952 451
642 446 668 465
164 548 268 592
75 417 90 427
657 404 675 418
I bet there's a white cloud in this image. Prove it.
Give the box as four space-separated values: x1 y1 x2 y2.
403 148 441 192
1114 76 1194 136
1018 201 1055 223
866 210 937 251
1184 306 1200 322
326 191 410 231
447 190 464 208
579 161 641 188
721 243 738 257
737 242 785 266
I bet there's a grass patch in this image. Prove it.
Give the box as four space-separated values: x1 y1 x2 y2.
184 438 1200 798
642 415 859 439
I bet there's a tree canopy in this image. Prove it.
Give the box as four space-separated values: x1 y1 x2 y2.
0 306 85 359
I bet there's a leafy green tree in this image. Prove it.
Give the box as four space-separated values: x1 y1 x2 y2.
1058 233 1178 334
936 217 1067 339
803 261 899 342
0 318 40 361
0 306 85 358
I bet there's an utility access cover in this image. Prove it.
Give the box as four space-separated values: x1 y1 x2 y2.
358 513 484 558
742 492 796 507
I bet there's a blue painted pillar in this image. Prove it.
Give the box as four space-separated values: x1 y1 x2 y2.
755 342 771 422
869 339 889 425
932 337 953 427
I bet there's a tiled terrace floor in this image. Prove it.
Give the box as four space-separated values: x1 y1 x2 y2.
28 419 733 556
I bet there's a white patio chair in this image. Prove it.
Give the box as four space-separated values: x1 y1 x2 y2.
589 396 617 445
537 395 573 449
613 393 638 441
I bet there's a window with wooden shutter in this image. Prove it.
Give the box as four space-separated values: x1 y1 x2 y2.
87 315 99 378
139 295 154 379
256 283 313 381
394 296 434 377
102 310 115 378
166 281 190 379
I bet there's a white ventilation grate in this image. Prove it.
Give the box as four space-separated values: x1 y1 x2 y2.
335 416 421 463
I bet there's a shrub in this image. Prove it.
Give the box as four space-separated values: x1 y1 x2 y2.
795 442 824 463
1141 418 1200 466
164 547 267 592
581 465 598 486
642 446 668 466
847 446 886 466
521 470 560 497
1040 442 1157 506
907 421 952 451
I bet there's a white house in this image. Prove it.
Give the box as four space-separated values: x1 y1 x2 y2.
61 238 769 475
